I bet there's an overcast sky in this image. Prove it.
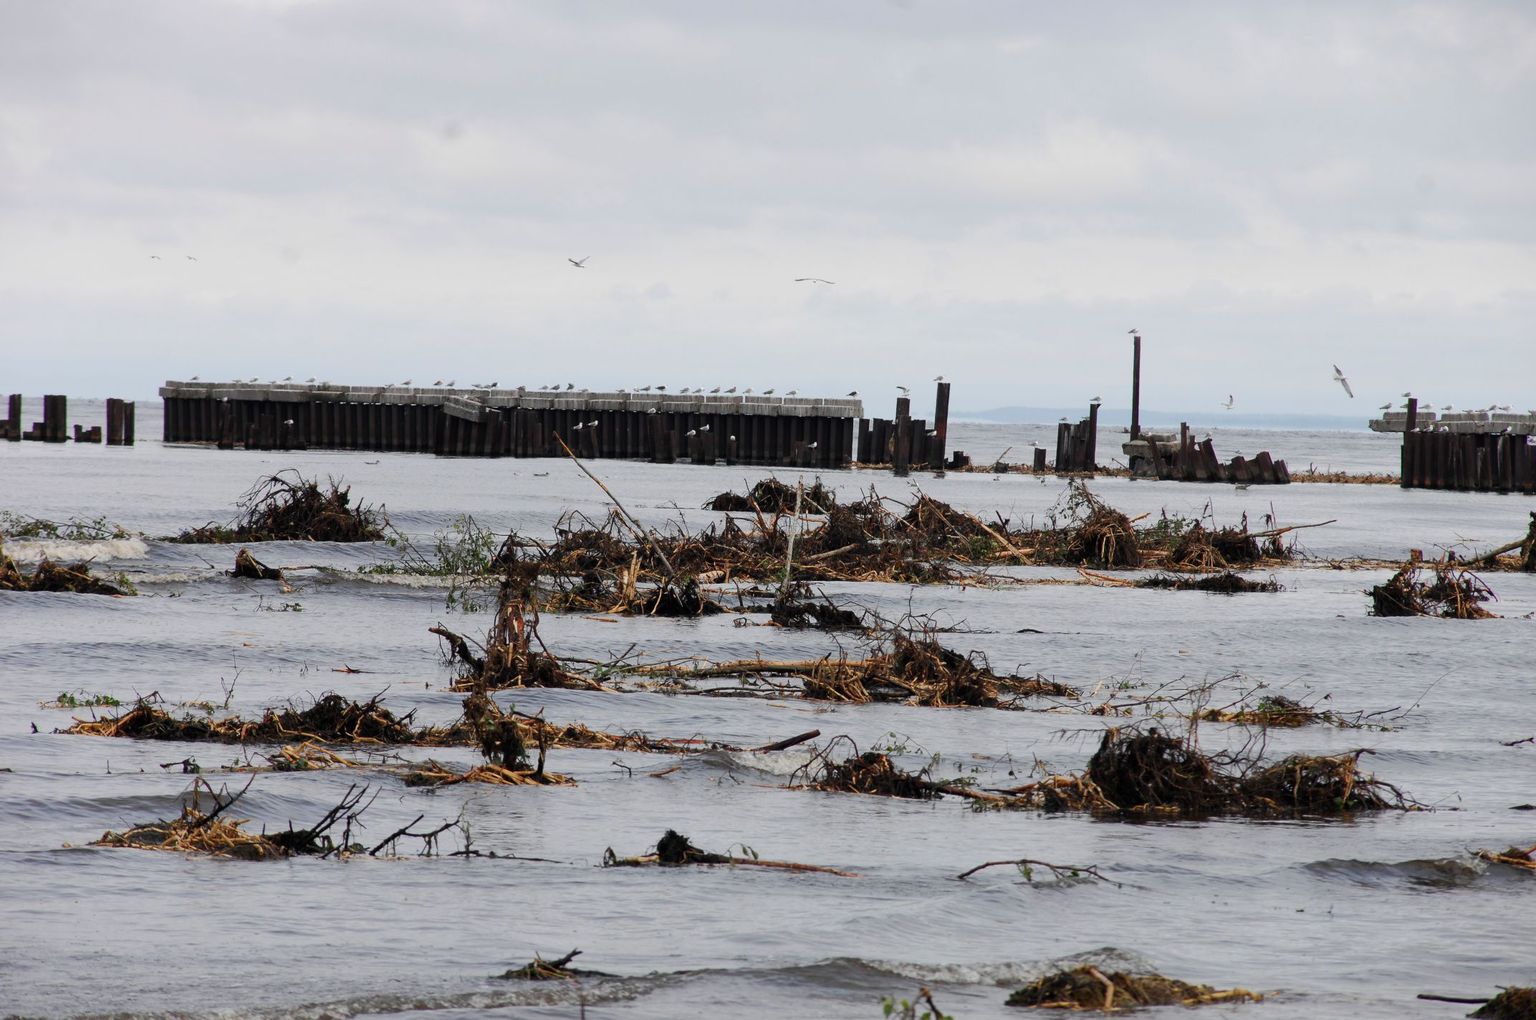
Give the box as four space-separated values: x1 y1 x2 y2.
2 1 1533 414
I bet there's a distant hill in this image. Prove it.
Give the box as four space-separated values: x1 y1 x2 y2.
957 405 1368 431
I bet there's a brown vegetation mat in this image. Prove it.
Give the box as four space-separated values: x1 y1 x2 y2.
799 635 1076 708
790 738 1012 807
602 828 858 877
1005 965 1260 1010
91 781 452 859
170 471 387 543
1136 572 1282 594
454 566 611 691
0 542 129 595
1197 694 1351 728
65 693 448 746
1369 563 1498 618
497 949 611 982
401 759 574 787
233 547 285 581
1472 988 1536 1019
768 583 863 630
1001 728 1411 818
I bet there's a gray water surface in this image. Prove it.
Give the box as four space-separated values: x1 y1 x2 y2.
2 409 1533 1019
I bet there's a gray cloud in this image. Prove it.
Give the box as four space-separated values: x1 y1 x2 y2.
2 1 1532 411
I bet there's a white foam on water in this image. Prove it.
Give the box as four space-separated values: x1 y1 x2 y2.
3 536 150 564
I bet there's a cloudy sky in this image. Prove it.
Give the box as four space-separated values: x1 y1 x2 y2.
2 1 1533 414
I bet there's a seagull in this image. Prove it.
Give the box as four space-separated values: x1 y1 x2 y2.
281 376 293 382
1402 391 1414 399
686 429 697 437
1333 365 1354 398
656 385 666 391
1442 404 1454 411
1222 395 1234 410
185 255 197 262
847 390 858 397
586 420 598 428
786 389 798 396
1378 402 1392 410
640 385 652 392
1128 328 1140 337
897 385 910 395
725 386 737 394
434 379 444 386
794 277 834 284
710 386 721 394
699 424 710 432
401 379 412 386
566 383 575 390
934 375 945 382
763 388 775 395
1090 395 1102 404
569 256 590 268
149 255 161 260
646 407 658 415
573 421 585 431
808 441 818 449
248 376 260 382
189 375 200 381
305 377 316 384
446 379 456 386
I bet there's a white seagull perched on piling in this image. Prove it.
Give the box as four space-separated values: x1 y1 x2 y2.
1332 365 1354 398
699 424 710 432
897 385 910 395
1128 328 1140 338
569 256 590 268
686 429 697 437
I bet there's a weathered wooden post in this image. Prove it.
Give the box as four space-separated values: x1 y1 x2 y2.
1400 398 1419 489
1032 446 1047 472
892 396 911 477
1055 421 1070 471
928 381 951 471
1130 332 1142 440
4 394 21 441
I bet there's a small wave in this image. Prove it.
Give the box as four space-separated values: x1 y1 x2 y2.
64 972 673 1020
797 946 1154 988
1303 856 1487 889
4 536 150 564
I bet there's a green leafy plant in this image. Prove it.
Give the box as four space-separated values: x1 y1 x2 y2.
45 690 123 709
0 511 131 541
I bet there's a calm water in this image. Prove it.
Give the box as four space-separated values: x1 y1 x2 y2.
2 403 1533 1019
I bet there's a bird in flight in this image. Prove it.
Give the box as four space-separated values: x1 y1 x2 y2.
897 385 910 395
794 277 834 284
1222 395 1234 410
149 255 162 261
185 255 198 262
1332 365 1354 398
569 256 590 268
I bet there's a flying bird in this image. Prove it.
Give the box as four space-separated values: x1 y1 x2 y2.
1333 365 1354 398
1222 395 1234 410
185 255 197 261
897 385 910 395
569 256 590 268
794 277 834 284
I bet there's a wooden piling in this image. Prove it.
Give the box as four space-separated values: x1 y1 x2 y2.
893 397 911 477
1130 333 1142 440
928 381 950 471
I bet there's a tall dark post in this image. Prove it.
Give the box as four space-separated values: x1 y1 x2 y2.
1404 397 1418 434
1400 397 1419 488
1055 421 1070 471
928 381 951 471
1086 401 1100 471
4 394 20 441
1130 334 1142 440
893 396 911 477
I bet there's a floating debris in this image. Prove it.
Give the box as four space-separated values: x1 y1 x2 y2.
1005 965 1260 1010
1002 728 1412 818
601 829 858 877
704 478 837 514
1472 987 1536 1019
1136 572 1282 594
496 949 609 982
232 547 284 581
170 471 387 543
66 693 438 745
0 544 130 595
1369 562 1498 619
1475 842 1536 874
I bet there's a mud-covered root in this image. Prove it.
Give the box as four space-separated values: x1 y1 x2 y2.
1086 728 1233 815
769 584 863 630
1240 750 1407 813
705 478 838 514
171 470 387 543
1008 729 1414 818
1005 965 1260 1010
808 750 939 799
1472 987 1536 1019
232 547 284 581
1066 502 1142 568
1370 562 1498 619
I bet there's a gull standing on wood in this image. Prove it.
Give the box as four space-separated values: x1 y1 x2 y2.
897 385 910 396
1333 365 1354 398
